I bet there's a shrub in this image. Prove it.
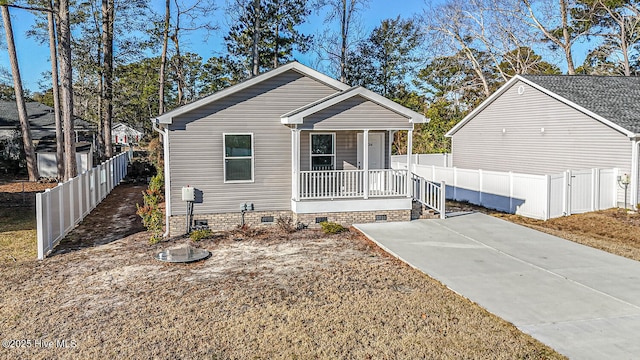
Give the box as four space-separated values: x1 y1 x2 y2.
189 228 213 241
137 170 164 244
320 221 347 234
276 216 296 233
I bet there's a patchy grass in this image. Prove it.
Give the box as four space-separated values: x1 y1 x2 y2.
0 208 36 263
0 229 563 359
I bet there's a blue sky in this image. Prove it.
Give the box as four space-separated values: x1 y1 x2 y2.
0 0 427 92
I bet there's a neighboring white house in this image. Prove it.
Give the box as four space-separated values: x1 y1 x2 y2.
445 75 640 206
112 123 143 144
152 62 427 235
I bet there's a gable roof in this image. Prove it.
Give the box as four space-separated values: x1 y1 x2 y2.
0 101 95 139
446 75 640 137
154 62 350 125
281 86 427 124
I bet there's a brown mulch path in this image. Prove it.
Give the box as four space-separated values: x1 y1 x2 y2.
51 182 147 255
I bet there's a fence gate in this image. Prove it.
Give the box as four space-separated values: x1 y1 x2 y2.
569 169 595 214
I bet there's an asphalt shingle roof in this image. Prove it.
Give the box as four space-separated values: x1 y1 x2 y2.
0 100 95 140
522 75 640 134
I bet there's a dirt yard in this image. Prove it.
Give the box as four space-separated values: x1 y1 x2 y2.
0 184 563 359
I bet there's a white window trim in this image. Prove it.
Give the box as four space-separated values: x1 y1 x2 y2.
223 133 255 183
310 132 336 171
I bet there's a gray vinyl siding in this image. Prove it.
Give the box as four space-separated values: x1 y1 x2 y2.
300 96 412 130
167 70 339 215
451 80 633 202
299 131 389 171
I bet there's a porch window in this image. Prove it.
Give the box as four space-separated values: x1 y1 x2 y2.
310 133 335 170
224 133 253 182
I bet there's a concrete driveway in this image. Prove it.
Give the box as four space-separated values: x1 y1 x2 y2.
355 213 640 360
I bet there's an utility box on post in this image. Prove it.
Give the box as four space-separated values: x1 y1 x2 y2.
182 186 195 202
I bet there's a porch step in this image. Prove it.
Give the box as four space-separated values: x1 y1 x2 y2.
411 201 441 220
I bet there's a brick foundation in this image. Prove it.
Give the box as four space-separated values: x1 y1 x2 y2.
168 208 411 236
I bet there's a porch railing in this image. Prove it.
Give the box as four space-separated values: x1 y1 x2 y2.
298 169 408 199
412 173 446 219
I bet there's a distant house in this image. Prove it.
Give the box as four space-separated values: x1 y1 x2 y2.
0 101 96 177
152 62 427 235
446 75 640 206
112 122 144 145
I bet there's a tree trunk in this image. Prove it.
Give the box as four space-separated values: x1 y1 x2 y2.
172 35 185 105
273 24 279 68
559 0 575 75
102 0 114 158
57 0 77 180
340 0 347 83
252 0 260 76
1 5 39 181
47 1 63 180
158 0 170 115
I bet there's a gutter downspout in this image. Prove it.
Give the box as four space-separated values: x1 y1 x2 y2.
631 137 640 208
153 121 171 238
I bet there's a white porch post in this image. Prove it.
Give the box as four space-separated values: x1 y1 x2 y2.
631 139 639 207
406 129 413 197
363 130 369 199
291 128 300 201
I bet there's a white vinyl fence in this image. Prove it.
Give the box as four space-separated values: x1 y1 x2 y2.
391 153 452 167
397 162 618 220
36 152 129 259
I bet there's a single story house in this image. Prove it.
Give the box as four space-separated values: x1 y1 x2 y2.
0 100 96 175
445 75 640 206
112 122 144 145
0 100 95 143
153 62 427 235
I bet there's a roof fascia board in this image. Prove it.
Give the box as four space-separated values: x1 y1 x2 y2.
281 87 427 124
154 62 349 125
446 75 635 138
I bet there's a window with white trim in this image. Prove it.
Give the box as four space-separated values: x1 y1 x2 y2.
310 133 335 170
224 133 253 182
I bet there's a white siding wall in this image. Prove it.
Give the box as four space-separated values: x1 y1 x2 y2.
168 71 339 215
451 80 633 204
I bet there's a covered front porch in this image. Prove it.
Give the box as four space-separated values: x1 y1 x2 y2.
289 128 416 209
280 87 425 212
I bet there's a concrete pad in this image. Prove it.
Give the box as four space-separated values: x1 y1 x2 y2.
355 213 640 360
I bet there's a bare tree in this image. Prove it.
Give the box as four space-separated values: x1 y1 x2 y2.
520 0 589 74
168 0 217 105
423 0 495 96
57 0 77 180
581 0 640 76
315 0 369 82
1 4 39 181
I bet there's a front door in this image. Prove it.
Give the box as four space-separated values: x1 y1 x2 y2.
357 132 385 193
357 132 385 170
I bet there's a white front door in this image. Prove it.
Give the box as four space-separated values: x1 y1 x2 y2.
357 132 385 170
